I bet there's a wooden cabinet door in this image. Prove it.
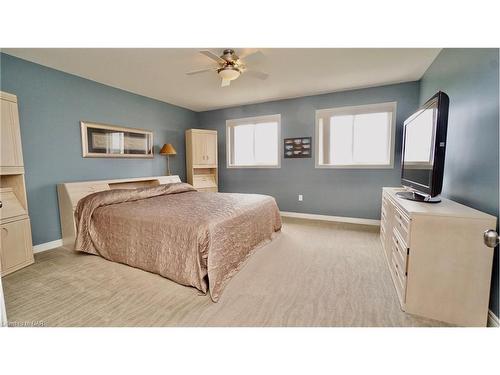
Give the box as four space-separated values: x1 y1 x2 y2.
0 98 24 167
204 133 217 165
191 133 206 165
0 219 33 276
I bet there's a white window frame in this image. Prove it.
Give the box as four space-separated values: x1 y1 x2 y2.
315 102 397 169
226 114 281 169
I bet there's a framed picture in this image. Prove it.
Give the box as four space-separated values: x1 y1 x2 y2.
81 121 154 158
284 137 312 158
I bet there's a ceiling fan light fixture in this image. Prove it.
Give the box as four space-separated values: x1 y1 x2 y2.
218 66 241 81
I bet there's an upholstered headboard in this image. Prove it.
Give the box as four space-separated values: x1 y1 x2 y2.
57 175 181 248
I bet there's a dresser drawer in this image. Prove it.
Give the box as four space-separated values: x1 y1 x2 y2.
391 235 407 277
193 175 217 188
382 195 389 212
391 256 406 303
0 187 27 222
380 225 386 246
381 205 387 222
1 218 34 276
393 206 410 244
390 228 408 306
392 229 408 266
380 223 386 237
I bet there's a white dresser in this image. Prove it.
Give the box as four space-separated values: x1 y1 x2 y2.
380 187 496 326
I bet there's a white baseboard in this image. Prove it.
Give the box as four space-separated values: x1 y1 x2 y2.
488 310 499 327
280 211 380 226
33 239 63 254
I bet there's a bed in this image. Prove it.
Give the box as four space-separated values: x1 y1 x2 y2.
57 176 281 301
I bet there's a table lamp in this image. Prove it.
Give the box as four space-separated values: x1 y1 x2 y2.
159 143 177 175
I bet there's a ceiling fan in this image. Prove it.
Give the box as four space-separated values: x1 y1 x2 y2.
186 49 269 87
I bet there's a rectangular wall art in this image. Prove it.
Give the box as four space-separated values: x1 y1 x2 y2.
81 121 154 158
284 137 312 158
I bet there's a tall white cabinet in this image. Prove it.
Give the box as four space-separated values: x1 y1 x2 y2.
380 187 496 326
0 91 34 276
185 129 218 192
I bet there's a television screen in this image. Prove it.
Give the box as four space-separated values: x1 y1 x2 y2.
400 91 449 199
402 102 438 190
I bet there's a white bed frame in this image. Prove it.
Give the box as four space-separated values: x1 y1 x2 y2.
57 175 181 248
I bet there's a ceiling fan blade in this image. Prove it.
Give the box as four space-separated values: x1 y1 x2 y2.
200 50 225 64
185 67 214 75
221 78 231 87
245 70 269 80
241 50 265 65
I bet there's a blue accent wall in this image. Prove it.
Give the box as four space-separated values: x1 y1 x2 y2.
197 82 420 220
0 53 198 245
419 48 500 316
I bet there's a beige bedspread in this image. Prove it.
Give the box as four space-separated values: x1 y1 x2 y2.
74 183 281 301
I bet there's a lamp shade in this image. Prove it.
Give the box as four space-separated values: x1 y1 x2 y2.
160 143 177 155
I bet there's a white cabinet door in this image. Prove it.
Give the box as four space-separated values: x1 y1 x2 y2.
191 133 206 165
0 97 24 167
204 133 217 165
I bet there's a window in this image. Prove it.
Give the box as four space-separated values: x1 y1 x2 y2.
315 102 396 168
226 114 280 168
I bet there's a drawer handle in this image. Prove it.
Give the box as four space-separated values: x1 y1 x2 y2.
0 200 2 208
2 227 8 238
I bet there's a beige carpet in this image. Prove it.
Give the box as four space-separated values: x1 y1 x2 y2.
3 217 447 327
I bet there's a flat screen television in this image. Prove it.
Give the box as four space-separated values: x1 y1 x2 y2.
397 91 449 203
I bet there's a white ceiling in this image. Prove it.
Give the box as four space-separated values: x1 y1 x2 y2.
2 48 441 112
